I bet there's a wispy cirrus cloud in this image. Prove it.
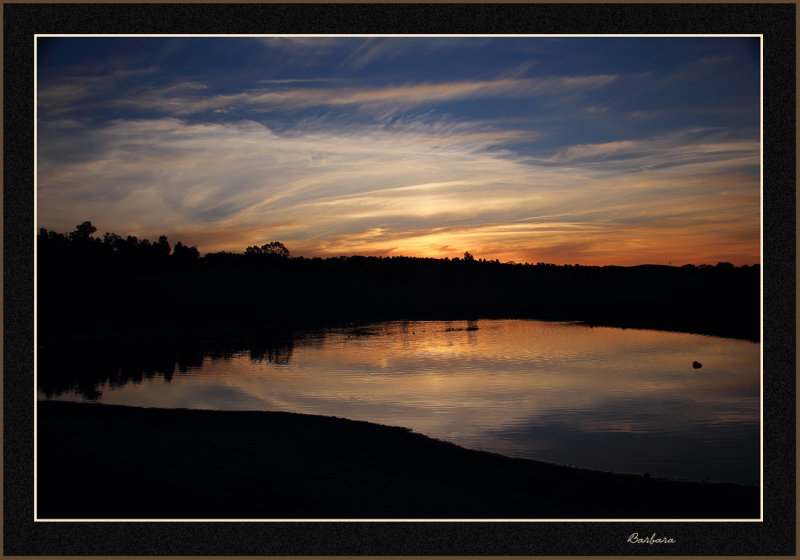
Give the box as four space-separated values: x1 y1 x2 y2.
37 64 161 113
536 128 759 174
41 74 617 118
37 112 759 265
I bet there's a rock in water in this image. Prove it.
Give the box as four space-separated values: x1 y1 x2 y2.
692 361 703 369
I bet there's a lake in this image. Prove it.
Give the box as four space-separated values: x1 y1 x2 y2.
37 319 760 485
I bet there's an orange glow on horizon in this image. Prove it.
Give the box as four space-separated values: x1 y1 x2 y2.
185 223 760 267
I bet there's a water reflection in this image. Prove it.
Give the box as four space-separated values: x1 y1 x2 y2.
38 319 760 484
37 330 295 400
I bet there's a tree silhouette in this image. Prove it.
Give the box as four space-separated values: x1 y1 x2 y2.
156 235 171 256
70 221 97 241
245 241 290 259
173 241 199 260
103 232 123 251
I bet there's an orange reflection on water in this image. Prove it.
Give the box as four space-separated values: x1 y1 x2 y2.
40 319 760 482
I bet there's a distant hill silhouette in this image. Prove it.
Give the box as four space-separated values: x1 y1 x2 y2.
37 222 760 343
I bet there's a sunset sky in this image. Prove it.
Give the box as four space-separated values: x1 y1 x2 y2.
36 36 761 265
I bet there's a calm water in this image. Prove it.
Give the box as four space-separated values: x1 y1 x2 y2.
38 319 760 484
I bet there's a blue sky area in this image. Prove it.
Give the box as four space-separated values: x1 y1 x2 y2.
37 36 761 265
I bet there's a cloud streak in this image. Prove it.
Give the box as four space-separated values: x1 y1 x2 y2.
40 74 619 118
38 113 759 265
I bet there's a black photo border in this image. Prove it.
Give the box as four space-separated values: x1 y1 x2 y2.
4 3 796 557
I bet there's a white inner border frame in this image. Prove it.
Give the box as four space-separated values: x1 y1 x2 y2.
32 33 765 523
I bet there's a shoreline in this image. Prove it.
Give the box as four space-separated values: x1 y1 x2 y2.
37 401 760 520
38 312 758 348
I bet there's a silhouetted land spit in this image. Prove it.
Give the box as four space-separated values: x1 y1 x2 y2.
37 401 759 519
38 224 760 343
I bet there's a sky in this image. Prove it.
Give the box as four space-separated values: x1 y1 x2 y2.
36 36 761 265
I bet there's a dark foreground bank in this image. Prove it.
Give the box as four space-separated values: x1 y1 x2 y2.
37 401 759 520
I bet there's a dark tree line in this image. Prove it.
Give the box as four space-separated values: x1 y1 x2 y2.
38 221 200 265
37 222 761 343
